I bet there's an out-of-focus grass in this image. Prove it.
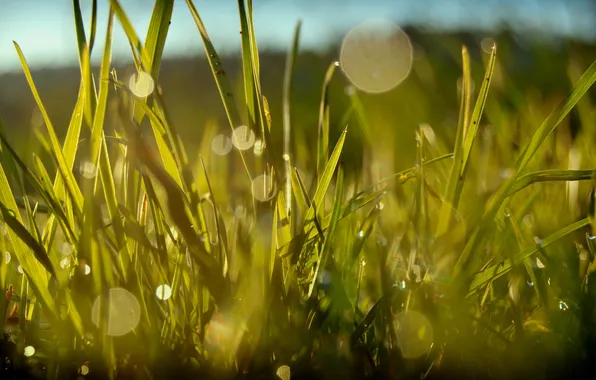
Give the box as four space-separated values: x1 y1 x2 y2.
1 1 596 379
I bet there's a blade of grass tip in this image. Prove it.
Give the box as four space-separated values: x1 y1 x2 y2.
468 217 590 295
144 0 174 80
237 0 257 132
304 128 347 227
317 62 337 182
308 165 344 298
436 45 474 236
13 42 84 215
237 0 283 184
109 0 150 71
118 111 230 305
506 209 543 305
283 21 301 218
185 0 252 181
509 169 594 196
72 0 96 127
457 57 596 281
42 77 87 246
88 0 98 52
0 125 76 249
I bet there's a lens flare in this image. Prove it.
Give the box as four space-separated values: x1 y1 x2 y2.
340 19 412 94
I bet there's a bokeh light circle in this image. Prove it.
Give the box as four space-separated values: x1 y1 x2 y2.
156 284 172 301
24 346 35 357
128 71 155 98
211 134 233 156
394 310 434 359
231 126 256 151
91 288 141 337
252 174 276 202
340 19 413 94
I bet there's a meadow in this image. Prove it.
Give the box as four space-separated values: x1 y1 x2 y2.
1 1 596 379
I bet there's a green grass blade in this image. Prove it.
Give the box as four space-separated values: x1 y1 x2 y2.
510 169 594 196
461 45 497 173
185 0 251 181
468 217 590 295
13 42 84 214
456 58 596 280
303 128 347 228
317 62 337 182
282 20 301 220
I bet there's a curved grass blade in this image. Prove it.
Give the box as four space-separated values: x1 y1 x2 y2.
13 42 84 215
283 21 301 218
509 169 594 196
185 0 251 182
468 217 590 295
456 58 596 280
317 62 337 182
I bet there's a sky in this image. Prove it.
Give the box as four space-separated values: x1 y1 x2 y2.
0 0 595 73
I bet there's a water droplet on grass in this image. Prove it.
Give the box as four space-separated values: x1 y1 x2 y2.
17 265 23 274
481 37 496 53
4 251 10 264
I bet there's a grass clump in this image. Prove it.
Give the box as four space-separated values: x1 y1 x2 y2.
1 1 596 379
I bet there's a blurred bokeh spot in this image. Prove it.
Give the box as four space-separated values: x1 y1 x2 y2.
394 310 434 359
231 125 256 151
340 19 413 93
91 288 141 337
211 134 233 156
128 71 155 98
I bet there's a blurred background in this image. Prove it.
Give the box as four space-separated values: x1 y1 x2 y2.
0 0 595 182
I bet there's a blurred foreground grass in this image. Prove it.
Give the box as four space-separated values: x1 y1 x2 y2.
1 1 596 379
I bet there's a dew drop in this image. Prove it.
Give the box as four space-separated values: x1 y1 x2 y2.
4 251 10 264
17 265 24 274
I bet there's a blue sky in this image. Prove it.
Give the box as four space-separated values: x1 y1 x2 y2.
0 0 595 73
